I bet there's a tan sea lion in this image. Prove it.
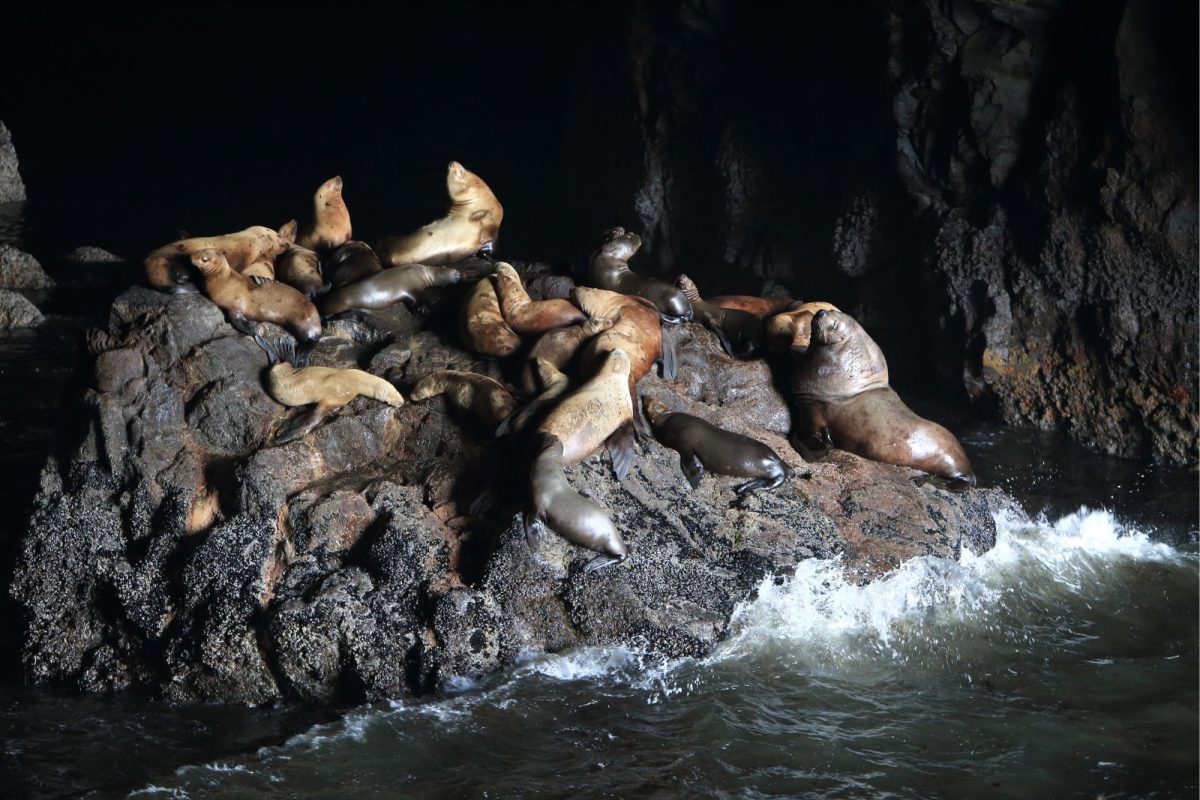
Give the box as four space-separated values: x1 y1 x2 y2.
766 301 841 353
702 292 795 318
144 226 290 293
790 310 975 490
588 227 693 323
190 249 322 345
325 241 383 289
537 347 635 479
278 219 299 244
675 274 764 358
411 370 518 430
519 317 613 395
297 176 352 253
460 276 522 358
644 397 794 494
491 262 586 335
275 243 325 299
320 263 463 317
377 162 504 267
254 336 403 443
501 358 573 435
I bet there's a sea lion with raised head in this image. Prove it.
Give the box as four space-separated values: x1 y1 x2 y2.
588 227 693 323
191 249 322 345
144 226 290 293
320 263 463 317
297 176 352 253
325 240 383 289
460 276 522 358
675 274 764 358
492 262 586 335
377 162 504 267
644 397 794 494
411 370 518 430
254 336 403 443
537 348 635 479
765 301 842 353
790 309 975 490
519 317 613 395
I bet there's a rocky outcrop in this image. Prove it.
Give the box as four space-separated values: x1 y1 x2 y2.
0 289 44 328
0 244 54 288
0 121 25 204
9 272 1008 704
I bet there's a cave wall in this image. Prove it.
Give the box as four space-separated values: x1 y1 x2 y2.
582 0 1197 464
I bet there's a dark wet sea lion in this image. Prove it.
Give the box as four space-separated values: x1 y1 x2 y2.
492 262 586 334
587 227 693 323
644 397 793 494
326 240 384 289
460 276 522 357
297 176 352 254
320 263 462 317
790 310 975 490
676 275 763 358
191 249 322 344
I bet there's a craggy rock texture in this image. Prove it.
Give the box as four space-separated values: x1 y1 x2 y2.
0 120 25 204
0 289 44 328
0 244 54 288
10 275 1008 704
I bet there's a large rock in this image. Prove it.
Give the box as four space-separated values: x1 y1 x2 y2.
0 120 25 204
0 289 43 328
0 244 54 288
10 281 1010 703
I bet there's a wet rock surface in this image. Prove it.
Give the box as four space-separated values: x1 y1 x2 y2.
0 245 53 289
9 275 1010 704
0 289 43 328
0 121 25 204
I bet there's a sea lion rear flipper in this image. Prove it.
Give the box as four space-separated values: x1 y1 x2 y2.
252 334 280 365
273 401 338 444
680 452 705 490
227 312 257 337
606 422 635 482
660 333 678 380
733 477 780 496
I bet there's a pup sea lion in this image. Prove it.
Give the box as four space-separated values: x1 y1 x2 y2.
528 433 628 573
325 240 383 289
297 176 352 253
411 370 517 430
765 301 842 353
588 227 692 323
537 347 635 480
275 243 325 299
644 397 793 494
492 262 586 335
790 310 975 490
519 317 613 395
255 336 403 443
320 263 463 317
675 274 763 358
460 276 522 358
377 161 504 267
144 226 290 293
191 249 322 344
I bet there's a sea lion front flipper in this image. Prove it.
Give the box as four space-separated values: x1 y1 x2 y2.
679 452 705 490
249 275 273 286
582 552 627 573
794 425 834 461
273 401 339 444
227 312 257 337
606 422 635 482
660 332 678 381
733 477 775 496
252 334 280 365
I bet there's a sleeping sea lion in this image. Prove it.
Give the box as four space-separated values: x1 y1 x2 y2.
144 226 290 293
790 309 975 490
377 161 504 267
644 397 793 494
460 276 522 358
492 262 586 335
275 243 324 298
766 301 841 353
320 263 462 317
519 317 613 395
297 176 352 253
501 357 573 435
675 274 764 358
537 347 635 480
325 241 383 289
700 292 795 319
191 249 322 345
588 227 693 323
254 336 403 443
411 369 518 430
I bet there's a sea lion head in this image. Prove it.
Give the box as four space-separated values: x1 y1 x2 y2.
675 274 701 302
277 219 299 244
447 161 482 200
642 396 670 425
316 176 343 208
190 248 229 275
795 310 889 398
811 309 853 346
594 226 642 260
493 262 520 282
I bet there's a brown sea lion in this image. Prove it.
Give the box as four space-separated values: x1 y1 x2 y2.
588 227 693 323
191 249 322 344
644 397 794 494
501 358 573 436
297 176 352 253
320 263 463 317
537 347 635 479
675 274 764 358
377 162 504 267
411 370 518 430
275 243 325 299
144 226 290 293
703 293 795 318
519 317 613 395
790 310 975 490
254 336 402 443
460 276 522 358
278 219 299 244
492 262 586 335
325 240 383 289
766 301 842 353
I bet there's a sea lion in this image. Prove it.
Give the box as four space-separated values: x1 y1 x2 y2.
254 336 403 443
411 370 517 430
325 240 383 289
537 347 635 480
278 219 299 244
675 274 764 358
377 161 504 267
275 243 325 299
644 397 794 494
460 276 522 358
297 176 352 253
790 310 975 490
700 292 795 319
527 433 628 572
766 301 842 353
501 357 573 436
144 226 290 293
320 263 463 317
519 317 613 395
588 227 693 323
491 262 586 335
190 249 322 345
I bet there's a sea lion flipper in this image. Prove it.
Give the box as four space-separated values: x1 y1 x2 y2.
606 422 635 482
249 275 273 286
733 477 774 496
582 553 626 573
273 404 330 444
252 334 280 365
227 312 257 337
680 452 704 490
660 332 678 381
